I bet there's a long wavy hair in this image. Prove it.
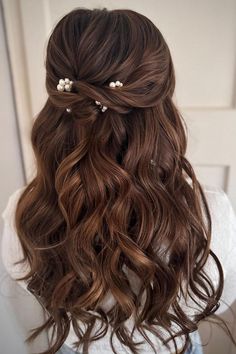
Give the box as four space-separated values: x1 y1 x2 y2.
14 7 233 354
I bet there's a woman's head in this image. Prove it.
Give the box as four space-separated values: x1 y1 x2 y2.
46 8 175 117
15 7 224 354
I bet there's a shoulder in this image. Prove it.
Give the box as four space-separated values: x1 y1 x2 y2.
202 184 228 202
1 185 31 285
1 185 28 226
201 184 236 278
201 185 236 310
202 184 235 227
202 184 236 231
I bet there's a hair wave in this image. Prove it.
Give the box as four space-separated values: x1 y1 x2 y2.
14 7 233 354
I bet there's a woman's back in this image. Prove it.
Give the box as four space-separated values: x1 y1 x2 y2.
1 7 236 354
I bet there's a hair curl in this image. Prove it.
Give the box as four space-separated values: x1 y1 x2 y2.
14 7 234 354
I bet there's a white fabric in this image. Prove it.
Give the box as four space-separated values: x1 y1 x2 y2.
1 184 236 353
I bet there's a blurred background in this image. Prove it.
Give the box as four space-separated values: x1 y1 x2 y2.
0 0 236 353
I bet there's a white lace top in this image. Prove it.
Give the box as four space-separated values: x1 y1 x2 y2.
1 185 236 353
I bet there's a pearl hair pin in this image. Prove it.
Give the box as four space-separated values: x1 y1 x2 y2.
56 77 73 113
95 80 123 113
150 159 156 166
95 100 107 112
56 78 123 113
57 78 73 92
109 80 123 88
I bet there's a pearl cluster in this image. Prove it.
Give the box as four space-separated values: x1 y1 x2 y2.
56 78 124 114
57 78 73 92
95 101 107 112
150 159 156 166
95 80 124 113
109 80 123 88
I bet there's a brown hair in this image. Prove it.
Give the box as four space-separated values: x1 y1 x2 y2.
14 7 234 354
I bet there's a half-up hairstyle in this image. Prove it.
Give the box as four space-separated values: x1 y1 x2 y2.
14 7 229 354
